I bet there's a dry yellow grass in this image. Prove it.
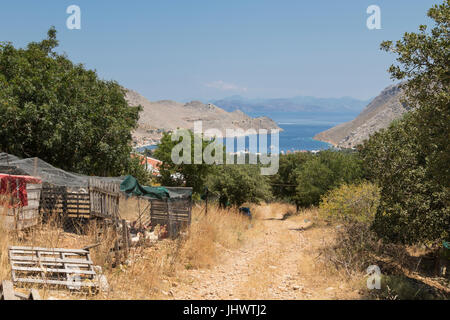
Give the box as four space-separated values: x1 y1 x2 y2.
0 209 10 283
1 199 254 299
5 201 425 300
92 203 255 299
181 204 253 269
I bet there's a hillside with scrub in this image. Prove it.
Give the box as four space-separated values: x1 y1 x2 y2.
0 1 449 300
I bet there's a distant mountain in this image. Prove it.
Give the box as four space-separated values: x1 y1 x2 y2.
210 95 371 115
314 84 410 148
125 90 281 147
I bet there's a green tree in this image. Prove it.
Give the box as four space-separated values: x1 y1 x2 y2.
380 0 450 187
360 1 449 244
206 164 272 207
154 130 218 194
360 114 449 244
295 150 364 207
271 152 311 210
0 27 144 177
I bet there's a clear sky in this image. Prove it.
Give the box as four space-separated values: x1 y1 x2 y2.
0 0 438 101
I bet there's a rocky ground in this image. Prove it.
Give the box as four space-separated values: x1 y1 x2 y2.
169 206 361 300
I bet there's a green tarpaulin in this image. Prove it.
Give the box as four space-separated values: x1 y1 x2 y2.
120 175 192 200
120 175 170 199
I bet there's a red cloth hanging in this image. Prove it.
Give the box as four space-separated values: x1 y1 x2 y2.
0 174 42 208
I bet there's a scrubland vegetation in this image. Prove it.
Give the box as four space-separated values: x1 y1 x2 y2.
0 1 448 300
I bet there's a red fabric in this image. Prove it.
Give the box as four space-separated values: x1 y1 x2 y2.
0 174 42 208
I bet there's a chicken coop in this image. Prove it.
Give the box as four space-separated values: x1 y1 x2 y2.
0 153 123 227
149 190 193 237
120 176 193 238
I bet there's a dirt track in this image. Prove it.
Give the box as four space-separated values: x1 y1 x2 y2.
170 206 361 300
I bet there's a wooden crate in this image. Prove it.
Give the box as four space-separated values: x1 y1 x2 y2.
66 192 90 218
9 246 98 290
150 197 192 237
40 185 91 219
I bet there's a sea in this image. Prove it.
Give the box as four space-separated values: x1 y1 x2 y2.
136 122 336 154
135 110 354 154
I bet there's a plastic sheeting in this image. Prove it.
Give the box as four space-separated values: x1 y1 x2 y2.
0 153 123 188
120 175 192 200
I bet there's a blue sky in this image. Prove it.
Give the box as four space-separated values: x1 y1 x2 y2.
0 0 438 101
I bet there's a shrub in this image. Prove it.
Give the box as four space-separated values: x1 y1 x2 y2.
319 182 380 224
295 150 364 207
360 113 450 244
206 164 272 207
367 275 448 300
319 182 381 275
324 221 381 275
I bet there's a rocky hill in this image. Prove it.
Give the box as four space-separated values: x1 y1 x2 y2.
125 90 281 147
314 84 410 148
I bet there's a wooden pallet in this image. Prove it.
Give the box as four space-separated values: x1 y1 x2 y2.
9 246 98 290
40 186 91 219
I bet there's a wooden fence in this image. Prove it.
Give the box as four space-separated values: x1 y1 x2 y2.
89 178 120 220
39 179 120 221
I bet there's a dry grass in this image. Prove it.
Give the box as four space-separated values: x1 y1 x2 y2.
93 203 254 299
181 204 253 269
0 204 10 283
4 199 443 300
0 198 254 299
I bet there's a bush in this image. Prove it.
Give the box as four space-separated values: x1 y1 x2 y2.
367 275 448 300
324 222 380 275
319 182 381 274
206 164 272 207
294 150 364 207
319 182 380 224
360 113 450 244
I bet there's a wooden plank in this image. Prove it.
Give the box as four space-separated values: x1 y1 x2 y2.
9 246 98 291
11 266 96 275
151 214 190 219
14 278 97 287
10 246 89 254
28 289 41 300
0 280 18 300
10 256 93 264
13 291 29 299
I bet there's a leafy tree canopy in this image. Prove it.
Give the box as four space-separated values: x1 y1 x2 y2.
206 164 272 207
361 1 450 244
380 0 450 187
154 130 218 194
0 27 145 178
294 150 364 207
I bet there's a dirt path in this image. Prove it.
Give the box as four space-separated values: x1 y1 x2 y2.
170 206 361 300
